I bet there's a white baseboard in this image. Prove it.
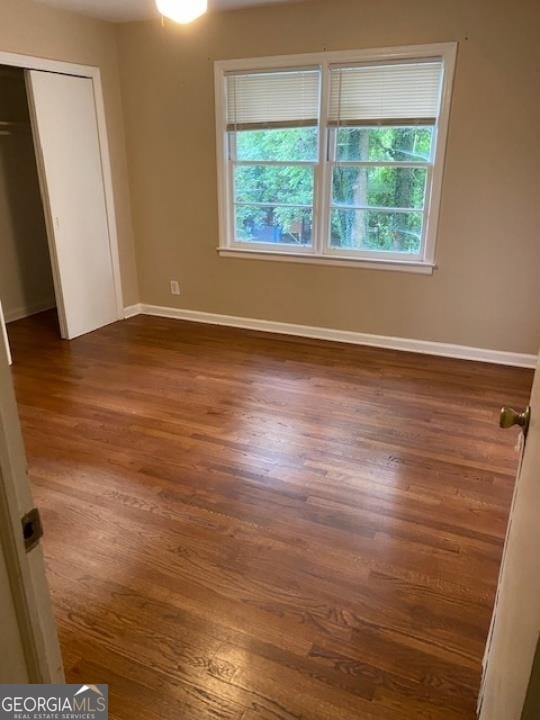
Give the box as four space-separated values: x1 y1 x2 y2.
123 303 537 369
124 304 142 319
4 299 56 323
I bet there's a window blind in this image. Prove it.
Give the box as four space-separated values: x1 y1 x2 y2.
328 60 443 127
225 69 320 131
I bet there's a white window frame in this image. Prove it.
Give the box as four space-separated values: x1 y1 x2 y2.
214 43 457 275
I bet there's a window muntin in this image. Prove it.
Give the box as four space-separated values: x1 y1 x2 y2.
217 47 453 267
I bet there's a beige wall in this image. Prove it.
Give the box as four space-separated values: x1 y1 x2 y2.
0 68 55 321
0 0 139 307
118 0 540 355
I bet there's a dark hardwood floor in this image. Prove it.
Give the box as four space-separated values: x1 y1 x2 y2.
7 310 533 719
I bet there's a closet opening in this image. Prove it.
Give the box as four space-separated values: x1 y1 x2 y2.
0 65 60 355
0 54 124 363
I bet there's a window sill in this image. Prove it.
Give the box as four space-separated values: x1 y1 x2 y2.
217 248 436 274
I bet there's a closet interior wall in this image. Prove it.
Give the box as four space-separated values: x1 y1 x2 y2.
0 66 55 324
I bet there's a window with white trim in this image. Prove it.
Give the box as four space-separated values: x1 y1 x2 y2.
215 44 456 272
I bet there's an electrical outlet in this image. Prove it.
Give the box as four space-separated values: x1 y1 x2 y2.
170 280 180 296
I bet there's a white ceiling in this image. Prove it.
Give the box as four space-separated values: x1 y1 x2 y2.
34 0 297 23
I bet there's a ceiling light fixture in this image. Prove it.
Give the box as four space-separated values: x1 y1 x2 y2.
156 0 208 24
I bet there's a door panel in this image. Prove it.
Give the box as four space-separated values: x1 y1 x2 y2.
479 357 540 719
25 71 118 340
0 316 63 682
0 539 29 682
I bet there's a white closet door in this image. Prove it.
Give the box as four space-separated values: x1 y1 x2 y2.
26 71 119 339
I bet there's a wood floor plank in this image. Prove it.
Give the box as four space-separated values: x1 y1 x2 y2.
7 310 533 719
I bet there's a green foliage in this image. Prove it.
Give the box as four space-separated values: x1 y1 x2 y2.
236 126 318 163
330 209 423 252
234 164 313 243
234 127 316 244
335 126 432 163
233 125 432 251
331 127 431 251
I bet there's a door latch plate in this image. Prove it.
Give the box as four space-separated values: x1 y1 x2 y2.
21 507 43 552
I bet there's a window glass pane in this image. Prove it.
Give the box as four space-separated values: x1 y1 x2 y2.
335 127 433 162
333 167 427 209
235 205 312 246
330 209 423 253
234 127 318 162
234 165 314 206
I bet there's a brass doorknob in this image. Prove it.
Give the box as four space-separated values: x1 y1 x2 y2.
499 406 531 431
